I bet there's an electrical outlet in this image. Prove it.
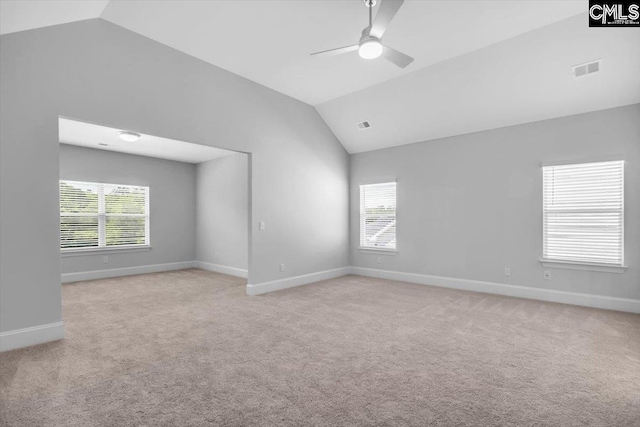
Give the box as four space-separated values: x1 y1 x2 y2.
214 251 218 259
376 256 382 264
544 270 551 280
103 256 108 264
280 263 285 272
259 221 265 231
504 267 511 276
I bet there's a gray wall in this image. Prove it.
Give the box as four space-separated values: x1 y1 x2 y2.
350 105 640 300
196 153 248 270
59 144 196 274
0 19 349 333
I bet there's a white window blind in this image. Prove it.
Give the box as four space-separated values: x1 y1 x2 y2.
60 180 150 250
542 161 624 266
360 182 396 250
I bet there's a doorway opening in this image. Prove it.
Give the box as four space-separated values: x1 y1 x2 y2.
58 117 251 285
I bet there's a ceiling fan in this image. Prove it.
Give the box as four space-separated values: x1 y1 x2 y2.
310 0 413 68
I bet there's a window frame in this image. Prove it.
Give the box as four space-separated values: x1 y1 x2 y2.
540 160 626 273
60 180 151 254
359 181 397 253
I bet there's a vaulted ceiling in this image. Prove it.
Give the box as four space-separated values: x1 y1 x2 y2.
2 1 639 153
99 0 586 105
318 14 640 153
0 0 109 35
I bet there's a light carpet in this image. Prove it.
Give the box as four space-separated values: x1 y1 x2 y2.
1 269 639 426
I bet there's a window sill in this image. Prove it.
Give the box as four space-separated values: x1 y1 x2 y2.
540 259 626 274
61 246 152 257
359 247 397 255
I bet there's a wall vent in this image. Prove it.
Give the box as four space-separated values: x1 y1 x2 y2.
357 121 371 130
572 59 601 78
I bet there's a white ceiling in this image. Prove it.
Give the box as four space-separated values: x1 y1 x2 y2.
100 0 586 105
3 1 638 155
316 14 640 153
59 118 237 163
0 0 108 35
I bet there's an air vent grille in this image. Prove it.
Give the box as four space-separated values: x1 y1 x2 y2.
572 60 601 78
357 121 371 130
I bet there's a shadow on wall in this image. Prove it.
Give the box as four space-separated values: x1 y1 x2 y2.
196 152 250 278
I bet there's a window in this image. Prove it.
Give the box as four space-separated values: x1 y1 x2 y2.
60 180 149 250
360 182 396 251
542 161 624 266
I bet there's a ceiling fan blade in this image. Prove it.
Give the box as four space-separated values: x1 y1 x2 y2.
310 45 359 57
370 0 404 39
382 46 414 68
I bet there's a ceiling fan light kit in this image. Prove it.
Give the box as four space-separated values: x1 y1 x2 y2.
359 39 383 59
310 0 413 68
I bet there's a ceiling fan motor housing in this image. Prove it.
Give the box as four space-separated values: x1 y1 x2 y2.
360 27 380 46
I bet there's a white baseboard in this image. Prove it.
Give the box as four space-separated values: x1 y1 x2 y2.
0 321 65 352
61 261 196 283
350 267 640 314
194 261 248 279
246 267 350 296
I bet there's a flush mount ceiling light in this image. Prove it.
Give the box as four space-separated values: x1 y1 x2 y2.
117 131 141 142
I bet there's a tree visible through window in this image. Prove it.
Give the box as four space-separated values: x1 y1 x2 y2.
60 180 149 250
360 182 396 250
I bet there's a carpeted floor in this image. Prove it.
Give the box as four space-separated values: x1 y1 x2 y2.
0 269 639 426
